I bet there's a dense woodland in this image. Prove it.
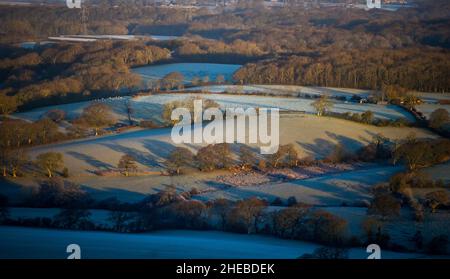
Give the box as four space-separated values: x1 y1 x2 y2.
0 41 170 110
0 1 449 112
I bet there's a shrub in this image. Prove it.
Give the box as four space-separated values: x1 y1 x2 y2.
239 146 258 169
165 147 194 175
53 208 93 230
325 143 353 163
362 217 383 243
273 207 309 238
196 143 232 171
425 190 449 213
167 200 207 229
108 211 135 232
209 198 232 229
30 178 91 208
368 193 401 218
267 144 299 168
271 197 283 206
389 172 443 193
257 159 267 170
62 167 69 178
394 138 450 171
44 109 66 123
361 110 374 124
190 187 200 196
307 210 348 245
118 154 138 176
228 197 268 234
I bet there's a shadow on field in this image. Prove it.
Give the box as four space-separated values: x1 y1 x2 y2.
67 151 114 170
325 132 367 150
297 138 336 158
297 133 368 158
0 178 36 205
143 139 176 160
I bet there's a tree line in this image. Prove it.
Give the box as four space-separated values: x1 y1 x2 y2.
233 48 450 92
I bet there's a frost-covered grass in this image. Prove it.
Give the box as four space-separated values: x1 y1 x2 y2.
195 165 405 205
416 104 450 118
135 93 415 121
13 92 416 127
186 85 370 98
133 63 242 83
0 226 435 259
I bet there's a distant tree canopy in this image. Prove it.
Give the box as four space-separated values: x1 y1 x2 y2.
233 49 450 92
0 41 170 110
0 1 449 109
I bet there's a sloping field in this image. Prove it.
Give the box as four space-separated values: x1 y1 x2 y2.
0 226 433 259
14 92 416 124
27 115 434 176
135 93 415 121
195 165 405 206
2 115 432 204
133 63 242 83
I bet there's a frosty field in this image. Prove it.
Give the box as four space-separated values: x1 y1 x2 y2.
14 92 416 125
0 226 434 259
133 63 242 84
416 103 450 118
186 85 371 99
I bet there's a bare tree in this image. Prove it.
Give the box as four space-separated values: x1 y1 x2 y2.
233 197 268 234
312 96 333 116
36 152 63 178
166 147 194 175
118 154 138 176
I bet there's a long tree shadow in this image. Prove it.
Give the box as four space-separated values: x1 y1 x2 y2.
100 142 161 168
142 139 177 162
325 131 367 151
67 151 114 170
297 138 336 158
